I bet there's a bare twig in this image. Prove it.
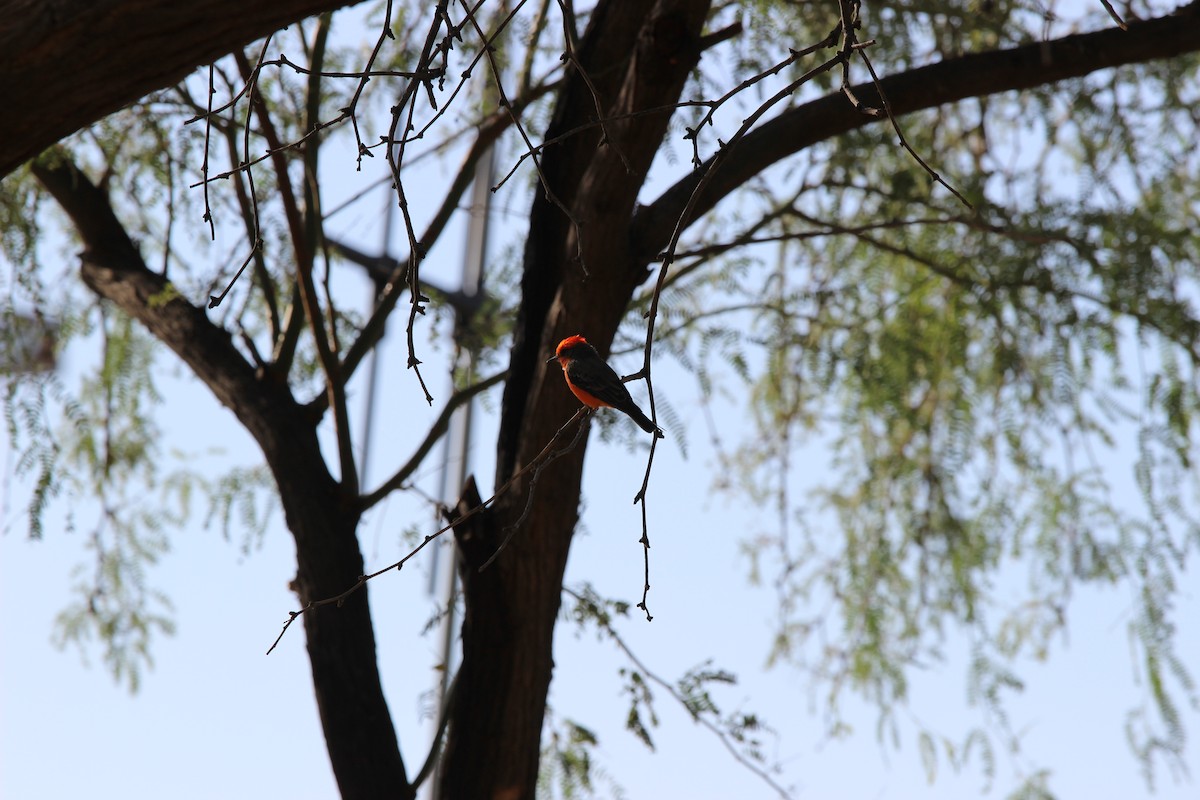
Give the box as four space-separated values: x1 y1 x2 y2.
348 0 398 167
381 0 460 406
634 477 654 621
181 8 443 187
400 0 531 149
554 0 633 174
856 46 973 209
335 77 560 390
208 42 272 310
638 38 845 382
492 99 689 191
265 53 441 80
684 22 842 168
208 246 262 309
200 64 216 240
669 211 969 263
219 124 279 340
836 0 881 116
620 29 853 624
1099 0 1129 30
628 377 665 621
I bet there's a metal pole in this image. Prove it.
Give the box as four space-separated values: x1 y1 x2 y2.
429 144 494 798
356 198 394 487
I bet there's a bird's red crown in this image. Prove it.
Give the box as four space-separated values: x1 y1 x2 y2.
554 334 590 357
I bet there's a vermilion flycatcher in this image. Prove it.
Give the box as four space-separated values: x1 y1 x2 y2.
547 335 664 438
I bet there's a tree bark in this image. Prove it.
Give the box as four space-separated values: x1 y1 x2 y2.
440 2 712 799
0 0 354 176
31 156 412 800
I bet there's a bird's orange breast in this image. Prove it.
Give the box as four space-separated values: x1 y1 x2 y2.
564 375 611 409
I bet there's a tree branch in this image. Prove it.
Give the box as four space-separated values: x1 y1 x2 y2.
360 369 508 511
234 48 360 496
0 0 361 176
29 152 275 425
566 586 793 799
631 5 1200 265
36 149 412 800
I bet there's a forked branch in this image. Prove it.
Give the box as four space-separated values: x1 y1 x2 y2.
267 407 590 655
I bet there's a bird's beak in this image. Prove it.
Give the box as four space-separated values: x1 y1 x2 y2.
545 354 558 364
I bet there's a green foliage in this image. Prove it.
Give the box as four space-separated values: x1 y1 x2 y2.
0 168 45 275
7 308 181 692
4 372 77 539
621 667 659 750
2 173 82 540
538 710 626 800
643 3 1200 794
196 464 278 553
51 506 177 694
566 584 787 793
2 301 274 690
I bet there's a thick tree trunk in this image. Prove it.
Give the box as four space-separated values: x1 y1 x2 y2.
279 463 412 800
440 2 712 798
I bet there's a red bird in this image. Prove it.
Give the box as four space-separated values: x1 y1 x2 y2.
547 335 664 438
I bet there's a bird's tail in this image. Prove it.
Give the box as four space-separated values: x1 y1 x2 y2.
628 405 665 439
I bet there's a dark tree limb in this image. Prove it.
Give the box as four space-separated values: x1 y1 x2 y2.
0 0 358 176
631 4 1200 265
30 153 263 417
31 153 413 800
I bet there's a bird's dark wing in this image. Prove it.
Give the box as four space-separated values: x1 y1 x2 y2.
566 358 636 408
567 359 661 435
